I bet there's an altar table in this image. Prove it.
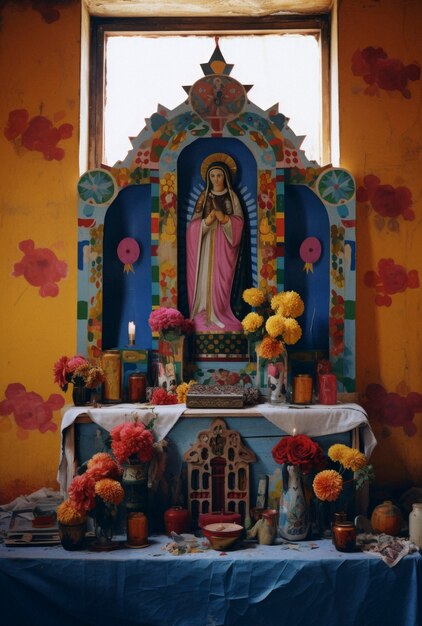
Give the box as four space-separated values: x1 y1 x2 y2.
0 536 420 626
58 403 377 496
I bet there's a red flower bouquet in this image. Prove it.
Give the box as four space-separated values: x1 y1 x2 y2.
272 434 326 474
110 418 155 464
148 307 193 339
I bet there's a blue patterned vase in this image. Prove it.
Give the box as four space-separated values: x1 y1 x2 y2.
278 464 310 540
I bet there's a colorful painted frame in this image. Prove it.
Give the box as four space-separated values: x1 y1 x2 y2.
77 46 356 391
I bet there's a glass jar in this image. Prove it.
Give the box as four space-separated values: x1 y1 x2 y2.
332 520 357 552
409 503 422 549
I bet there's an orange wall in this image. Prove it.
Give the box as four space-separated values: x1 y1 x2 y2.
0 0 421 503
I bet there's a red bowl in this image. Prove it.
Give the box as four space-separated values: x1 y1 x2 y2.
202 523 243 550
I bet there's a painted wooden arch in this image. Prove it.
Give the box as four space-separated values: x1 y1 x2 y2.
76 45 356 391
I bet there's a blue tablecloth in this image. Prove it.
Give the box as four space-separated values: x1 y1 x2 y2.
0 536 420 626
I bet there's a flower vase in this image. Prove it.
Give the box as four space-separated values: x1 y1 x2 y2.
72 384 91 407
58 522 86 551
91 502 119 551
267 345 288 404
122 460 149 515
278 464 310 540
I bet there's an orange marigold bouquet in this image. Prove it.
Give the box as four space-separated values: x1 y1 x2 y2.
58 452 124 540
241 288 304 361
312 444 374 502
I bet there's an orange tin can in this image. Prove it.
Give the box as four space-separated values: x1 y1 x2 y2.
101 350 122 403
292 374 313 404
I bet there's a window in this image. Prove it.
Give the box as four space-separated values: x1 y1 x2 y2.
90 16 330 167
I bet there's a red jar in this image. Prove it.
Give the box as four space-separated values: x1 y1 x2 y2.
164 506 190 536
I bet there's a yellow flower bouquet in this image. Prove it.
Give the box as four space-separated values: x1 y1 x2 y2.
241 288 305 360
312 444 374 503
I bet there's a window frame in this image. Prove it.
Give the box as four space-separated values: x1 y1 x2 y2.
89 15 331 168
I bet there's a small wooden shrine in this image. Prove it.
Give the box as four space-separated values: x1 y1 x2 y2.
183 418 256 523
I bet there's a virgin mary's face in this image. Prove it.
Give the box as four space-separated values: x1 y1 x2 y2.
209 168 225 192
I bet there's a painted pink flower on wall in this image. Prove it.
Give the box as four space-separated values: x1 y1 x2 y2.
364 383 422 437
0 383 64 437
357 174 414 229
13 239 67 297
364 258 419 306
351 46 420 98
4 109 73 161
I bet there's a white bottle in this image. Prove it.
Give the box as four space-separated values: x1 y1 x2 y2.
409 503 422 549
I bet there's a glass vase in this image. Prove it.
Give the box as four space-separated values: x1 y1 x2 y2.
72 384 91 407
91 502 119 551
278 464 310 540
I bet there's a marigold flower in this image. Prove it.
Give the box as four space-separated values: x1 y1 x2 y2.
176 380 196 403
271 291 304 318
111 421 155 463
151 387 178 406
265 315 285 338
313 470 343 502
241 312 264 334
68 473 96 513
242 288 266 307
340 448 367 472
57 499 87 525
328 444 348 463
257 335 284 360
282 317 302 344
95 478 125 505
87 453 122 480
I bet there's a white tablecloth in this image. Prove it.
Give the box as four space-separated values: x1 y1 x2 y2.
57 402 376 494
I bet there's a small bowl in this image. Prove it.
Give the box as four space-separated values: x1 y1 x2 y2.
202 523 243 550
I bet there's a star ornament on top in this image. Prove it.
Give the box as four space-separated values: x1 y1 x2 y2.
185 43 252 133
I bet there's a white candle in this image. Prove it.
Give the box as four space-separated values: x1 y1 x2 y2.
128 321 136 343
292 427 297 436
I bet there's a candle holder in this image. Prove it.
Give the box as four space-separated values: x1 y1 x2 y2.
128 338 135 346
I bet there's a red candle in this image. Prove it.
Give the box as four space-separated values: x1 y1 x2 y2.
319 373 337 404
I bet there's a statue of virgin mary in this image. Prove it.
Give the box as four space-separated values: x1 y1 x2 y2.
186 153 244 332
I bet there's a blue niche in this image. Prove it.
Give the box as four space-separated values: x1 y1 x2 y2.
177 137 258 322
284 184 330 355
102 184 152 350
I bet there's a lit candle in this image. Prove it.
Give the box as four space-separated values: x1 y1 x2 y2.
292 427 297 436
128 321 136 345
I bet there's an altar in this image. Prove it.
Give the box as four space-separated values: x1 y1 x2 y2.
0 535 420 626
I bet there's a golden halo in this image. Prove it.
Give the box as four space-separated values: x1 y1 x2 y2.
200 153 237 181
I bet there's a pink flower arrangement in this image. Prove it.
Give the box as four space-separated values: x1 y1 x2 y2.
53 354 106 392
111 419 155 464
148 307 194 338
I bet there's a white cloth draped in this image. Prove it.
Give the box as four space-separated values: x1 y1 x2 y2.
57 402 376 495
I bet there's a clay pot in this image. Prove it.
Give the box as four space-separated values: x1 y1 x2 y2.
164 506 190 536
371 500 403 536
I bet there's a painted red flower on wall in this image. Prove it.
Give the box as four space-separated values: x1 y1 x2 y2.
364 258 419 306
4 109 73 161
13 239 67 297
363 383 422 437
357 174 414 227
351 46 420 98
0 383 64 437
